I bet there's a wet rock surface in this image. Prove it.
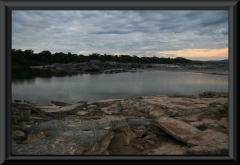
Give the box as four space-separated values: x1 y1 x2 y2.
12 91 228 155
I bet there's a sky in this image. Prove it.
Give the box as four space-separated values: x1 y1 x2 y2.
12 10 228 61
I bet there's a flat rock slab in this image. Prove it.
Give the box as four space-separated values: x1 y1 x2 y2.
187 129 228 147
186 145 228 155
149 142 189 155
186 129 228 155
36 102 87 116
154 116 202 143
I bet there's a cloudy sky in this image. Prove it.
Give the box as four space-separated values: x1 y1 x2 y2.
12 10 228 61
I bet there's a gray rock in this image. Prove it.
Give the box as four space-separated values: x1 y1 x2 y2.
89 64 101 71
82 66 90 71
88 60 102 66
126 118 151 137
12 103 32 124
103 61 118 67
12 115 117 155
76 62 87 67
20 125 32 132
49 63 62 69
126 118 151 127
29 117 45 122
101 104 122 115
198 91 228 98
87 104 99 109
83 131 114 154
110 121 129 130
83 64 101 71
27 120 64 133
12 130 111 155
12 130 26 141
131 63 139 68
110 122 136 145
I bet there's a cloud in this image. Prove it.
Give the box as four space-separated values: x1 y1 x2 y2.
199 11 228 26
12 10 228 60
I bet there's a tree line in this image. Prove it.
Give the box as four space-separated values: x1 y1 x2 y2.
12 49 194 66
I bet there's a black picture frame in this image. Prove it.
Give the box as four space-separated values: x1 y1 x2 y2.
0 0 239 164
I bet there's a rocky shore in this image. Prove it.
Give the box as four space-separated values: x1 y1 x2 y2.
12 91 228 155
31 60 228 75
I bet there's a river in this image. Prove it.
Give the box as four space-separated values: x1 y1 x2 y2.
12 68 228 105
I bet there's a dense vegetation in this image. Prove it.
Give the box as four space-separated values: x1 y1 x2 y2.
12 49 193 66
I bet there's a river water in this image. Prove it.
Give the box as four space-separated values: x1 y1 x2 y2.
12 68 228 105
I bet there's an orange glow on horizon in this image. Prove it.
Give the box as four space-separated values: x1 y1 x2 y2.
157 48 228 61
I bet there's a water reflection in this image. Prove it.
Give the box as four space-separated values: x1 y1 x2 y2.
12 69 228 105
40 78 52 83
12 68 81 81
12 79 36 85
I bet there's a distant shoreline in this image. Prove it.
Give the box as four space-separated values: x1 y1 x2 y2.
27 61 228 76
13 91 229 106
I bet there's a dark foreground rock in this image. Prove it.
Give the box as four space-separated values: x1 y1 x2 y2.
12 91 228 155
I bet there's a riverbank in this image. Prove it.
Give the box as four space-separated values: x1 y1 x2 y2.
30 60 228 75
12 91 228 155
